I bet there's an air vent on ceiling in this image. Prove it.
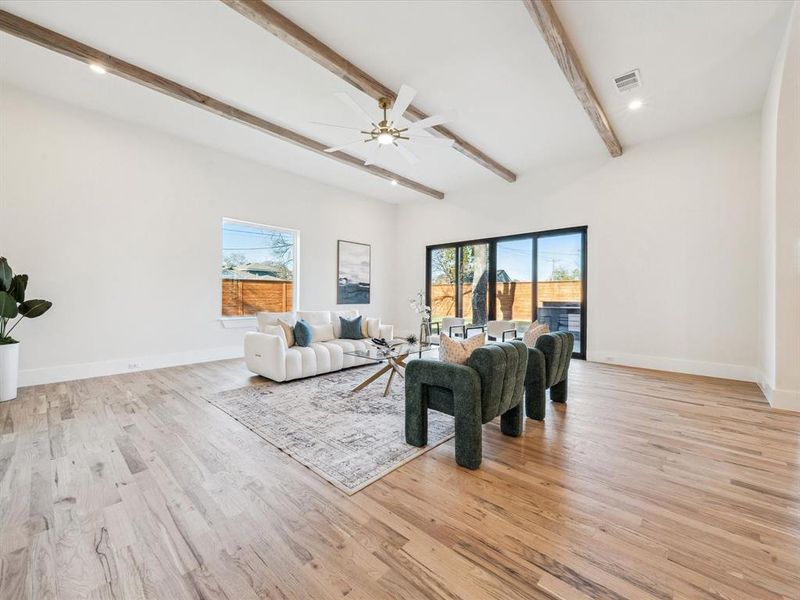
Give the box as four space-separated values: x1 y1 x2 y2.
613 69 641 93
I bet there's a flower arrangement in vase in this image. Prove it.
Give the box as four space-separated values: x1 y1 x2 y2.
408 291 432 344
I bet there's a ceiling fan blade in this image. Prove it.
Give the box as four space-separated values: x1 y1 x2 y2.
324 139 370 153
311 121 364 131
388 84 417 126
334 92 376 128
394 142 419 165
405 110 458 131
406 136 455 147
364 143 381 166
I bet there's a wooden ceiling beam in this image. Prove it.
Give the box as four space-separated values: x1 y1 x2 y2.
220 0 518 182
0 9 444 200
522 0 622 157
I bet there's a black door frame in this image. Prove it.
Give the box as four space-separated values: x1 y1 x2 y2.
425 225 587 359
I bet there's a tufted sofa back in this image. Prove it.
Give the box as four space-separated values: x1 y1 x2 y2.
466 340 528 423
534 332 574 387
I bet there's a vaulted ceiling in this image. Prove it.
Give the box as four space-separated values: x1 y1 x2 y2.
0 0 791 202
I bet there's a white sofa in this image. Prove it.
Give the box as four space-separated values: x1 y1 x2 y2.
244 310 394 382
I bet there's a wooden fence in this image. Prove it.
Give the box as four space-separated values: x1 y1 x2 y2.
222 279 293 316
431 280 581 321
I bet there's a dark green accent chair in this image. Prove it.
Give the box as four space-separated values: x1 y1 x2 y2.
405 340 528 469
525 332 574 420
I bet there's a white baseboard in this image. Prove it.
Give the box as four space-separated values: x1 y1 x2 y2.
757 374 800 411
587 350 758 382
18 346 244 388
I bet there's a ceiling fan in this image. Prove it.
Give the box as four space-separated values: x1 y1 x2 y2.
317 84 457 166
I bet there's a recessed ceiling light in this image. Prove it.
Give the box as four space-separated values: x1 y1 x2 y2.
390 179 398 186
628 98 643 111
89 63 107 75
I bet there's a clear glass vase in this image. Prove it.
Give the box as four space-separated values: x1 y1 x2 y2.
419 319 432 345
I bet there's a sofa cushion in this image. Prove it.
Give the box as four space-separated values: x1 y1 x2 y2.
256 311 295 332
325 339 370 368
296 310 331 325
262 324 288 347
310 323 335 343
340 315 363 340
294 319 313 347
330 310 359 337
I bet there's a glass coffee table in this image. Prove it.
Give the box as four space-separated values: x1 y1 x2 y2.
344 341 434 397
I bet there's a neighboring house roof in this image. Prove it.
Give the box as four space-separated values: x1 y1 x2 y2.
235 262 280 274
222 266 291 281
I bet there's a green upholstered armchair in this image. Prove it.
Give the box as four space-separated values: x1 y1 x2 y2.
405 341 528 469
524 331 574 420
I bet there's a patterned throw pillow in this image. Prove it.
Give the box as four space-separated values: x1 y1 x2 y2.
339 315 363 340
523 321 550 348
439 332 485 365
277 318 295 347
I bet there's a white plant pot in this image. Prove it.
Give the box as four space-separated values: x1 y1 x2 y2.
0 343 20 402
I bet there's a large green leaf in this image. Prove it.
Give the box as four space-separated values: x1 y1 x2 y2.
0 291 18 319
19 299 52 319
9 274 27 303
0 258 11 292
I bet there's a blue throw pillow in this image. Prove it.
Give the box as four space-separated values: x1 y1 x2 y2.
294 319 313 347
339 315 363 340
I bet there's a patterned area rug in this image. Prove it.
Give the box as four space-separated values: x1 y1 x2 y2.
207 365 454 494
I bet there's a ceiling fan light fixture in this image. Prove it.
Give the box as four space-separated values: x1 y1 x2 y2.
377 132 394 145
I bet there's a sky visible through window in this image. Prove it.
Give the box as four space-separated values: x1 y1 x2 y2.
497 233 582 281
222 220 294 281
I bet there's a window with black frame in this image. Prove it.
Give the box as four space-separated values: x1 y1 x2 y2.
426 227 586 359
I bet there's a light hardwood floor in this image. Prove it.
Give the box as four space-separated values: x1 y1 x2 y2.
0 359 798 599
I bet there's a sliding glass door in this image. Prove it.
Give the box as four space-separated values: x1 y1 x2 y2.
536 231 585 353
429 247 457 322
496 237 534 334
460 243 490 327
426 227 586 358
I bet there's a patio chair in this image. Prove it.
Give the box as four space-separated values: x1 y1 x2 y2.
428 317 465 345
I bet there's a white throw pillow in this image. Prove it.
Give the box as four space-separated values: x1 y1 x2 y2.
330 310 359 337
310 323 335 343
362 317 381 339
256 311 295 333
262 324 288 347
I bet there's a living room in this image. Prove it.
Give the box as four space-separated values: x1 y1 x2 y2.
1 1 798 598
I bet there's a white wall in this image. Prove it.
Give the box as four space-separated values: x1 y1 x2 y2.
759 2 800 410
0 84 776 391
393 114 762 382
0 86 397 386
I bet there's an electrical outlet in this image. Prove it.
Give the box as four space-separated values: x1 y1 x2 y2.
128 362 141 369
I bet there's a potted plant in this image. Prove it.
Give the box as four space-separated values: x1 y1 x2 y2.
0 257 52 401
